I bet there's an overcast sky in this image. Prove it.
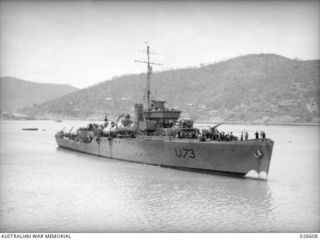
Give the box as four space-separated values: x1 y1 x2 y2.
1 0 319 88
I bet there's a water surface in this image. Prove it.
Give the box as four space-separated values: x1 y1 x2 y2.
0 120 319 232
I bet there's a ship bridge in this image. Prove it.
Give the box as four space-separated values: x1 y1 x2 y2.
144 100 181 120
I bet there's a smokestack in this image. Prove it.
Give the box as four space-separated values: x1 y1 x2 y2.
134 104 143 123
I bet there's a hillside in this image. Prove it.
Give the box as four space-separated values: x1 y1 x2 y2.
20 54 320 123
0 77 78 113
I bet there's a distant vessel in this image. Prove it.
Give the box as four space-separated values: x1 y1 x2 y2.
22 128 38 131
55 45 274 179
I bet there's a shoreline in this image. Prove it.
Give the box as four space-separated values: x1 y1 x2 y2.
1 118 319 127
196 121 320 127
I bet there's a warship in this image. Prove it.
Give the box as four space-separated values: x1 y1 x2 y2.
55 45 274 179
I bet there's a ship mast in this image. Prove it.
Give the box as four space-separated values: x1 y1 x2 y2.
134 43 162 109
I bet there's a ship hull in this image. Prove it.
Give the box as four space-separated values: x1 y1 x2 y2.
56 136 274 178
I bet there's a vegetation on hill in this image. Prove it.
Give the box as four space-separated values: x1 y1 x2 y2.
0 77 78 113
20 54 320 123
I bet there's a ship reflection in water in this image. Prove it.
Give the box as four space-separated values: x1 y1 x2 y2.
0 120 319 232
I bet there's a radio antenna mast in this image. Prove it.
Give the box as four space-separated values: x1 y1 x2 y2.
134 43 162 109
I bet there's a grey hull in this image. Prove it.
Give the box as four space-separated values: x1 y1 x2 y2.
56 136 274 178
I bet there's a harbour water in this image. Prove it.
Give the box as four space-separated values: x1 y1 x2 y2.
0 120 319 232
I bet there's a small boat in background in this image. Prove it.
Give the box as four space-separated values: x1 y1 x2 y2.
22 128 38 131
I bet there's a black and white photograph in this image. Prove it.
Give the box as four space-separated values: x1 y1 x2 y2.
0 0 319 236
